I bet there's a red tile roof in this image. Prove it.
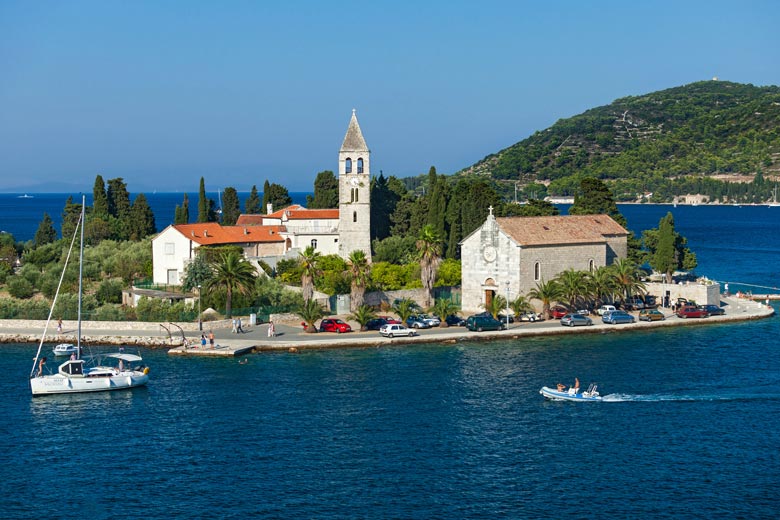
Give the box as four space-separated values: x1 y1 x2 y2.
173 223 286 245
262 205 339 220
495 214 628 246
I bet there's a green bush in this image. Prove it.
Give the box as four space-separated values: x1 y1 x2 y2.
7 276 34 299
95 279 124 304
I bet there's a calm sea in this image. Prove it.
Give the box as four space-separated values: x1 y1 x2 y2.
0 192 312 242
0 201 779 518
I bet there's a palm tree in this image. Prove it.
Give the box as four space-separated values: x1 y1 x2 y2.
347 250 371 312
510 294 534 317
481 294 507 319
392 297 419 323
205 251 257 318
299 245 321 302
610 258 647 301
348 305 376 331
528 279 563 320
416 224 442 309
297 298 326 333
431 298 457 328
587 265 618 307
556 268 589 310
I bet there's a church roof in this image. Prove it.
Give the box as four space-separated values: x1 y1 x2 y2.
172 223 286 245
340 109 369 152
495 214 628 246
254 205 339 221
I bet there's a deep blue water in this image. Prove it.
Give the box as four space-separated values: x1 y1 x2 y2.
0 191 312 242
1 202 779 518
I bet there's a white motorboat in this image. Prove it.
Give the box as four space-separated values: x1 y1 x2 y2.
30 196 150 396
540 384 602 402
52 343 79 357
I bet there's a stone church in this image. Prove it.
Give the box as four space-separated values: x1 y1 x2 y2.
151 111 373 285
460 209 629 313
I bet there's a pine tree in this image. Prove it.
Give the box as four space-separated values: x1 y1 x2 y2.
306 170 339 209
61 196 82 240
198 177 209 223
221 187 240 225
245 185 261 214
34 213 57 246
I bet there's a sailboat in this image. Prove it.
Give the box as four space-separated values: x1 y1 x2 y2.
29 196 150 396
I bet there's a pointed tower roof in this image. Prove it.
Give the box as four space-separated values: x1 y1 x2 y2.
340 109 369 152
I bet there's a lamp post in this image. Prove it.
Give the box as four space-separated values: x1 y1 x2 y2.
505 280 511 329
197 284 202 331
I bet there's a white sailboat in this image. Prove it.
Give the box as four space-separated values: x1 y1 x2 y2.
30 196 150 396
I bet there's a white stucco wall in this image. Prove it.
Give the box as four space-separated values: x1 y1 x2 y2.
152 226 196 285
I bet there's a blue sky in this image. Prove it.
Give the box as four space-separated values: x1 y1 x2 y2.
1 0 778 193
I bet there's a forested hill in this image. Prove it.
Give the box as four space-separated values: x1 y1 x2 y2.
459 80 780 201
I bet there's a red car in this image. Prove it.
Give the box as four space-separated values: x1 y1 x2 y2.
376 315 402 324
551 306 568 319
676 305 709 318
319 318 353 333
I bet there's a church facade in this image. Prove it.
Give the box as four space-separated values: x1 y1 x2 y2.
460 209 629 313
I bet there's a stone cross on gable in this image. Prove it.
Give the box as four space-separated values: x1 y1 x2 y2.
488 205 493 216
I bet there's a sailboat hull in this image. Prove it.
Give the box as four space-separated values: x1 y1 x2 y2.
30 371 149 396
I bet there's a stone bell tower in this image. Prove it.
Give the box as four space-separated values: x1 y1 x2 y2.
338 109 372 261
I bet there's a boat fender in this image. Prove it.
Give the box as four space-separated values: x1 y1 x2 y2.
143 367 150 375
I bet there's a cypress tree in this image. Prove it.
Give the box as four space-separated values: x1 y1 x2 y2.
652 212 678 283
174 193 190 224
221 187 240 225
307 170 339 209
129 193 156 240
198 177 209 223
245 185 261 214
261 180 271 213
93 175 109 217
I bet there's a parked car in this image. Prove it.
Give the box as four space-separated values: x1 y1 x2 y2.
623 297 646 311
699 304 725 316
560 313 593 327
319 318 353 333
597 304 617 316
444 314 466 326
377 315 402 324
551 306 568 319
576 308 591 316
602 310 636 324
518 311 541 322
406 315 432 329
417 313 441 327
379 323 417 337
497 313 515 323
366 317 397 330
465 315 506 332
677 305 709 318
638 309 665 321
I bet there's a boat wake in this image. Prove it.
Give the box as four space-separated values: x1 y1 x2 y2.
601 392 780 402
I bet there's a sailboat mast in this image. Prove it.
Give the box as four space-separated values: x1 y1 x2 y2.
77 195 85 354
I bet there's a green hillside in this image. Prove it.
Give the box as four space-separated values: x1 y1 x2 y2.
460 80 780 202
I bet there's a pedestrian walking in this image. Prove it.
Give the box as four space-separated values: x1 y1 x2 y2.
231 318 237 333
209 330 215 348
237 317 244 333
267 320 275 338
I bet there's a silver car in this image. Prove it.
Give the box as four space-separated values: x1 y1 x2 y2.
560 313 593 327
379 324 417 338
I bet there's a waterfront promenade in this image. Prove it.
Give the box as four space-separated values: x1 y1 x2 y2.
0 296 773 356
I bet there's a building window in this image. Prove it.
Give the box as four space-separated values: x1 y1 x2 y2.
353 211 357 223
357 158 364 174
164 243 175 255
534 262 541 281
345 158 352 174
311 239 318 249
354 188 359 202
589 259 595 272
350 189 355 203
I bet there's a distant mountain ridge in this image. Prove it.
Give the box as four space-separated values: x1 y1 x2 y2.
459 80 780 199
